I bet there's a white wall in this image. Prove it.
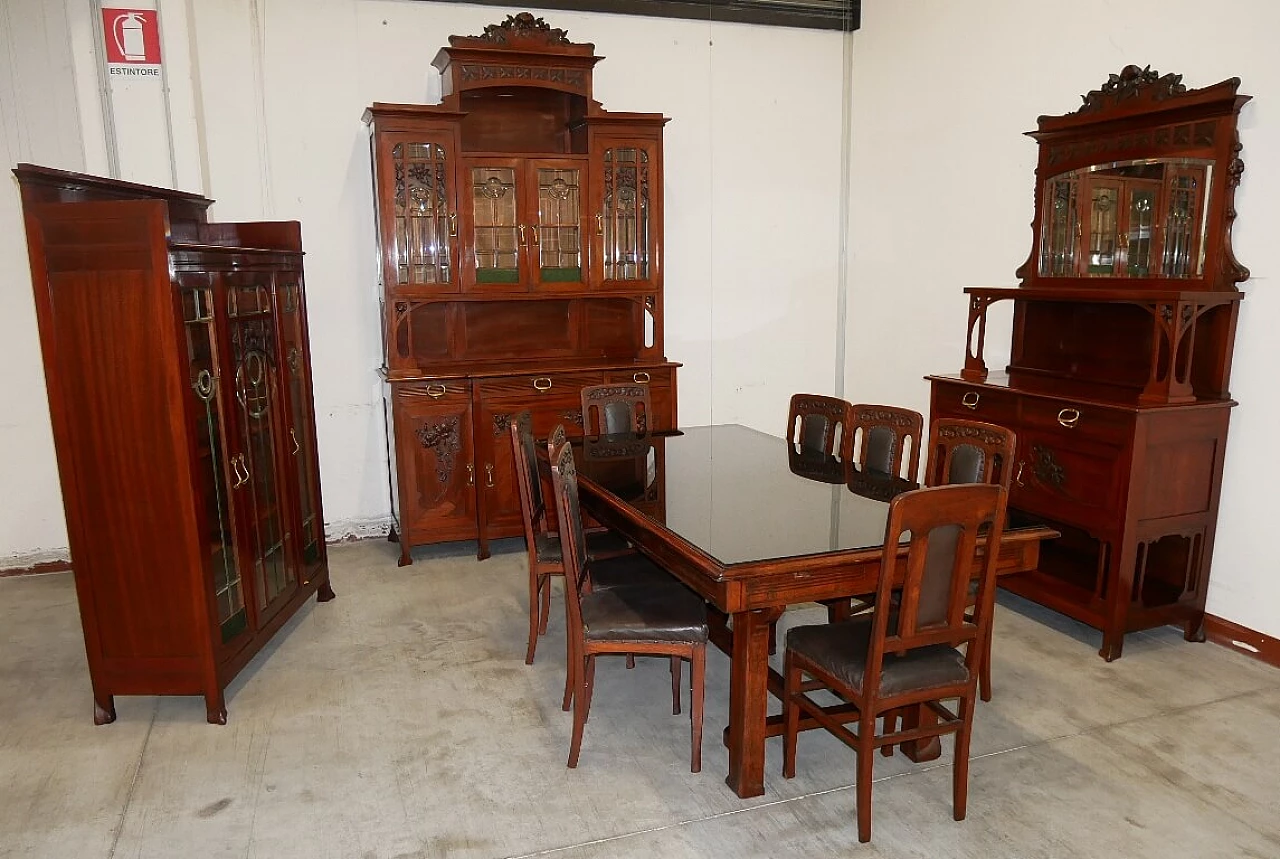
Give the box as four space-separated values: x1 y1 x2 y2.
844 0 1280 637
0 2 846 560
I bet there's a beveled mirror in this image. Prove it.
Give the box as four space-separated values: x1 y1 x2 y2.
1039 157 1213 279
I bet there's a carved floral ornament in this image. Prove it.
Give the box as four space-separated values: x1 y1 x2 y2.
1074 65 1187 115
477 13 571 46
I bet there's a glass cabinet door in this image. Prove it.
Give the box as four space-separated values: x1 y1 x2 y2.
225 273 296 623
469 160 523 288
531 160 586 289
179 276 249 645
379 133 460 292
274 276 325 581
594 138 660 289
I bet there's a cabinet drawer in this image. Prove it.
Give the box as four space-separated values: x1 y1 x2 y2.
1019 398 1134 447
602 366 673 387
396 380 471 404
475 372 603 399
931 382 1018 425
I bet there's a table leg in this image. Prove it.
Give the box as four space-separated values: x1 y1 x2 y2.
899 704 942 762
726 606 783 798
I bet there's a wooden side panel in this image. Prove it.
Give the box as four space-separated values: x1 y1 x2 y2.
33 204 204 662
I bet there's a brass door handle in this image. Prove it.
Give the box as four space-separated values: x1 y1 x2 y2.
633 372 650 384
532 377 552 392
529 227 539 245
448 212 458 237
290 428 300 455
518 224 527 245
466 464 475 486
425 384 448 399
1014 461 1026 487
961 392 980 410
596 213 604 236
1057 408 1081 428
485 463 495 488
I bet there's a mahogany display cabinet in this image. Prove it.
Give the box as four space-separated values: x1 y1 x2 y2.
365 14 678 564
14 164 333 723
928 67 1251 660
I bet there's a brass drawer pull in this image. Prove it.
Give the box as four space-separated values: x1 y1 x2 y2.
425 384 448 399
466 464 475 486
1014 462 1026 487
1057 408 1081 428
485 463 496 488
961 391 980 410
532 377 552 392
633 372 650 384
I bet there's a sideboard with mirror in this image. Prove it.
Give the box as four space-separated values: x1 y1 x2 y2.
928 67 1250 660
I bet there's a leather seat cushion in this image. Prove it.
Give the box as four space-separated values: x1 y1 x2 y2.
786 616 968 697
535 529 632 564
591 553 676 590
581 584 708 644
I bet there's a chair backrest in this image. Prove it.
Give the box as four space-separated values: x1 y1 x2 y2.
865 483 1007 698
786 394 853 456
508 411 547 548
923 418 1016 490
846 404 923 481
549 439 590 640
580 384 651 436
547 423 568 459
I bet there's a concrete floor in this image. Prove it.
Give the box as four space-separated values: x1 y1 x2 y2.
2 538 1278 859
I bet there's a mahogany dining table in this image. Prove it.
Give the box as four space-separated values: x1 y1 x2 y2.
573 424 1057 799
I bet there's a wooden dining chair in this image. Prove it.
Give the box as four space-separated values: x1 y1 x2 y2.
509 413 668 668
549 438 709 772
786 393 854 456
923 417 1017 702
580 383 651 436
781 483 1008 843
846 404 924 482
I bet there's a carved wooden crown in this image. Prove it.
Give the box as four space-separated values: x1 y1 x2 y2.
1072 65 1187 115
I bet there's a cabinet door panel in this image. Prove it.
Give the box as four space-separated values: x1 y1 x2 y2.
591 137 662 291
395 384 477 543
1012 430 1128 529
465 158 525 292
274 276 326 584
224 273 297 625
376 131 462 294
530 158 588 291
178 277 250 646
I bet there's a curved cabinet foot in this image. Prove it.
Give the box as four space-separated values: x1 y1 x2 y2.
397 544 412 567
317 579 337 602
1099 637 1124 662
206 693 228 725
93 698 117 725
1183 614 1207 643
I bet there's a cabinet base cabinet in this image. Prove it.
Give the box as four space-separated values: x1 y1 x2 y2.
930 376 1229 661
388 363 677 563
16 164 332 723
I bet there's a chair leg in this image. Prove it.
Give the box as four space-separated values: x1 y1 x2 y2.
525 572 543 665
856 711 877 843
689 647 705 774
670 655 682 715
768 621 777 656
539 573 553 635
979 626 994 703
781 652 800 779
626 654 636 669
584 654 597 723
561 621 575 712
954 692 975 821
568 654 594 769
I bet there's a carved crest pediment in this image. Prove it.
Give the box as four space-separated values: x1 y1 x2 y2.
450 12 585 51
1072 65 1186 116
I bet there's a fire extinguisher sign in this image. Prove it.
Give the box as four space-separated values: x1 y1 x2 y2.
102 9 162 74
